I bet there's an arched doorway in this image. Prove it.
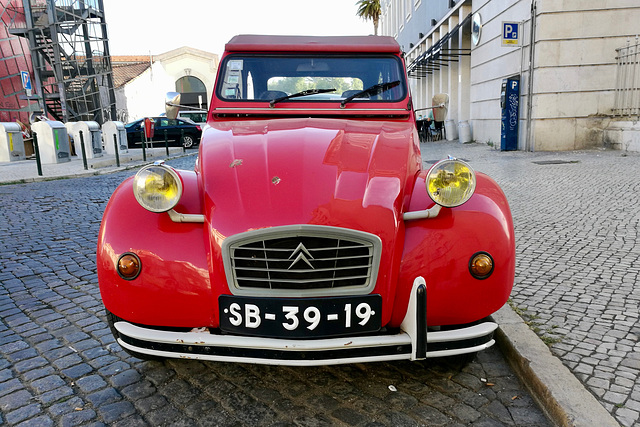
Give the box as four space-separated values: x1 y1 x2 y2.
176 76 207 109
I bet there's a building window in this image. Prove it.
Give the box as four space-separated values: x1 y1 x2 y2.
176 76 207 109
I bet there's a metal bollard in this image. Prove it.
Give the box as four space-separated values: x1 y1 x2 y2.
79 130 88 170
113 133 120 167
164 129 169 156
33 131 43 176
181 129 185 153
140 129 146 162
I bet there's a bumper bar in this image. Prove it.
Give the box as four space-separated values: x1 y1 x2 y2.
114 277 498 366
116 321 496 366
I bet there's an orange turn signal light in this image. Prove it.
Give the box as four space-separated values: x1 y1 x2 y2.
117 253 141 280
469 252 494 280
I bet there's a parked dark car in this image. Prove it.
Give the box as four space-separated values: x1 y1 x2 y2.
125 117 201 148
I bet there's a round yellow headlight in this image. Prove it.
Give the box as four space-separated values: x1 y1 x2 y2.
132 163 183 212
426 158 476 207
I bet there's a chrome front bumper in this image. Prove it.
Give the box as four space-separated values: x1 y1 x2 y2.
114 277 498 366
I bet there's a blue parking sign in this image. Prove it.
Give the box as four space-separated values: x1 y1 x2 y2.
21 71 32 90
502 22 520 46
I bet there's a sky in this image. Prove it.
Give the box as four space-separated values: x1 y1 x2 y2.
103 0 376 58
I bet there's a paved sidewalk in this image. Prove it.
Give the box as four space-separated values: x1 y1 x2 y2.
0 147 187 185
1 140 632 426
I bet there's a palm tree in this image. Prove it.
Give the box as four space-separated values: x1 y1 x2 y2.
356 0 381 36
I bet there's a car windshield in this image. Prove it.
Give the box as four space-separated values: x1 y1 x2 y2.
217 54 406 103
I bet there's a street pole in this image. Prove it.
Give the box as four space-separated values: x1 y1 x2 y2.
33 131 43 176
79 130 88 170
113 133 120 167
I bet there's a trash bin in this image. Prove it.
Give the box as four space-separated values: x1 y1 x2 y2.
445 119 458 141
66 121 103 159
0 122 26 162
31 121 71 164
458 121 472 143
102 121 129 155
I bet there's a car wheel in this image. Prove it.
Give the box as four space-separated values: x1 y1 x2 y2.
181 134 195 148
105 310 162 361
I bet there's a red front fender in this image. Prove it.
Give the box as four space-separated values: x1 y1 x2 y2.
394 171 515 326
97 170 214 327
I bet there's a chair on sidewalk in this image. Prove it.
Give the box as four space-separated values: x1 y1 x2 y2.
429 121 444 141
417 118 429 142
429 93 449 141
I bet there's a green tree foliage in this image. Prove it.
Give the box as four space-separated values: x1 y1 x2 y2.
356 0 381 35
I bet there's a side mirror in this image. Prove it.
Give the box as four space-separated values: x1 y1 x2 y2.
165 92 181 119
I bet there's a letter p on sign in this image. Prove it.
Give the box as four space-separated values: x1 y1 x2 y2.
502 22 520 46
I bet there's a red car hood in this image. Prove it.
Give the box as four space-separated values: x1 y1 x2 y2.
199 117 420 241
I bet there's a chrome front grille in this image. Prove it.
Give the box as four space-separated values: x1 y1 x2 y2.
222 225 382 296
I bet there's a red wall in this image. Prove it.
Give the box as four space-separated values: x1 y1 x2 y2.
0 0 33 124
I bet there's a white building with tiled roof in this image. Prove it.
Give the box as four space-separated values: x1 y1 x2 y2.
112 47 218 123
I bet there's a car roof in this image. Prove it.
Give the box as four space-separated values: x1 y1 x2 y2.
224 35 401 54
126 117 196 125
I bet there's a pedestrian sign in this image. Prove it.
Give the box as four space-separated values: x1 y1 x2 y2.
21 71 32 96
502 22 520 46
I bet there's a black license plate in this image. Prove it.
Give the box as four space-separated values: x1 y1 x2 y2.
219 295 382 338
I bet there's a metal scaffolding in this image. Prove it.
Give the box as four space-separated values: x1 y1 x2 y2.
8 0 116 124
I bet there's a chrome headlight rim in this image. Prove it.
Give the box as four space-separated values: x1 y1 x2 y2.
426 158 476 208
132 162 183 213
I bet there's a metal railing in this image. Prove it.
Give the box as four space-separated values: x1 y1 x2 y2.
614 36 640 117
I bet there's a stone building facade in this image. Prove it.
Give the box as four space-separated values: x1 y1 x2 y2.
383 0 640 151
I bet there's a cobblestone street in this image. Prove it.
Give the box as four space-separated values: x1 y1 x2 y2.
3 139 640 425
0 152 552 426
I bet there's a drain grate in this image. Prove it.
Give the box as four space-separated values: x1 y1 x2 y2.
532 160 580 165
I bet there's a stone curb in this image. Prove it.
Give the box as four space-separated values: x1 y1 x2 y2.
493 304 620 427
0 164 141 185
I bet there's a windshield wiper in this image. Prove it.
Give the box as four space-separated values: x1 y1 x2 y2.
270 88 336 107
340 80 401 108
